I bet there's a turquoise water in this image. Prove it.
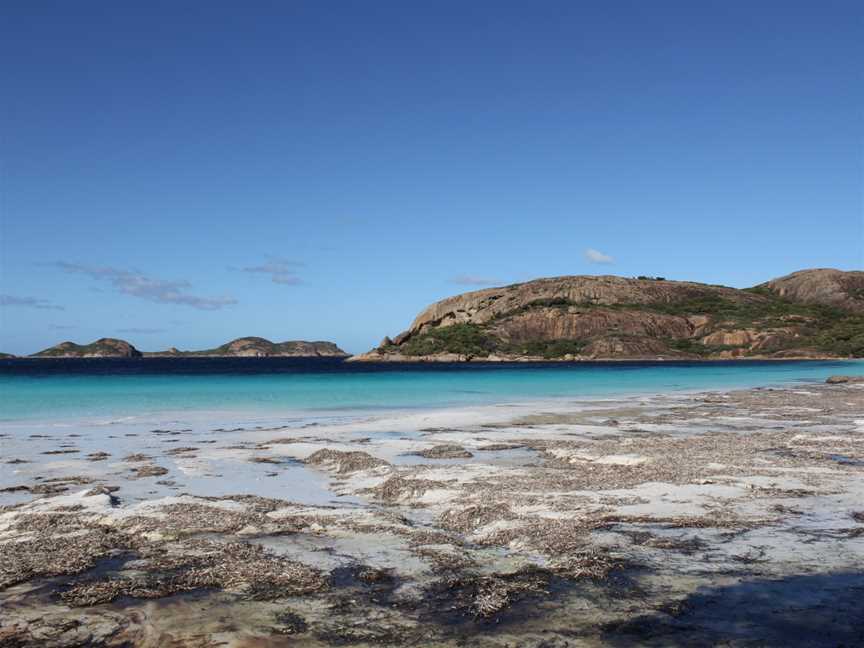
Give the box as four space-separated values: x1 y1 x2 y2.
1 359 861 422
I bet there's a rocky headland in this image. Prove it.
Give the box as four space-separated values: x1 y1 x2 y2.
352 268 864 362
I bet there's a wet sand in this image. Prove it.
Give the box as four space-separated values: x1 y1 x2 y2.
2 382 863 646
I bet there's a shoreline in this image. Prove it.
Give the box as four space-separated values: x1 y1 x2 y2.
2 379 864 645
2 354 857 362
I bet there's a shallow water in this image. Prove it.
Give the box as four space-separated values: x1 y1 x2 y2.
1 357 862 422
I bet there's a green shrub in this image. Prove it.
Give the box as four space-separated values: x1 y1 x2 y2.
399 324 499 357
503 339 586 359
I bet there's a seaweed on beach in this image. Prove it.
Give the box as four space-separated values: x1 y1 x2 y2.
370 475 450 503
0 527 133 589
305 448 390 474
415 444 474 459
61 540 326 606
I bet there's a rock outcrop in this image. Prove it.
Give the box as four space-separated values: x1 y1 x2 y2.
760 268 864 313
32 338 142 358
352 270 864 362
826 375 864 384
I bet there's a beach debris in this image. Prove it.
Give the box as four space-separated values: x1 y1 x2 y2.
122 453 150 462
163 446 199 455
130 464 168 478
61 540 326 607
249 456 282 464
305 449 390 474
0 527 128 589
272 611 308 635
438 502 516 534
477 443 524 451
416 444 474 459
370 475 449 503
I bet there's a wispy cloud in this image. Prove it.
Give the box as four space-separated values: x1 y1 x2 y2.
239 259 303 285
117 327 167 334
449 274 502 287
584 248 614 265
55 262 237 310
0 295 64 310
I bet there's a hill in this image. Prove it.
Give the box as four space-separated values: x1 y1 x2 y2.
31 338 142 358
760 268 864 313
351 269 864 362
145 337 349 357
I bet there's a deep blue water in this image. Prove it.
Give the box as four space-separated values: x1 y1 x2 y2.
0 357 861 422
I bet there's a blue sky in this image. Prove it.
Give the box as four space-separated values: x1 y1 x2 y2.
1 1 862 355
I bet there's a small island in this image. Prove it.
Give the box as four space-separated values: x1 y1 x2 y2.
31 338 143 358
27 337 348 359
144 337 349 358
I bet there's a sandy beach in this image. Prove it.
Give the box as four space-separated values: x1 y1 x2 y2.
2 380 863 646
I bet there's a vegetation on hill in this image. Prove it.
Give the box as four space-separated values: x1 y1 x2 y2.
153 337 348 357
31 338 142 358
380 284 864 360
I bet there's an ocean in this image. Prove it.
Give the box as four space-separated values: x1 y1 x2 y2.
1 357 862 423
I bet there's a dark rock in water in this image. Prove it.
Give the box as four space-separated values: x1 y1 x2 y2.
826 375 864 384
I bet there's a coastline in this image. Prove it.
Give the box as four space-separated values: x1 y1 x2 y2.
2 378 864 645
347 352 850 362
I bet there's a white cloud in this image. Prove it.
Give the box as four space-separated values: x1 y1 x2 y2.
449 274 502 286
584 248 614 265
240 259 303 285
0 295 64 310
55 262 237 310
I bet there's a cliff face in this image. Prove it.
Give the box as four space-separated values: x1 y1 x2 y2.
354 270 864 362
146 337 349 357
32 338 142 358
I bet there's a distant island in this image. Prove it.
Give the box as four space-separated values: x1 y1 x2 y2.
27 337 349 359
351 268 864 362
144 337 348 358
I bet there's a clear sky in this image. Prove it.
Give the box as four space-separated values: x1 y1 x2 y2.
1 1 862 355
